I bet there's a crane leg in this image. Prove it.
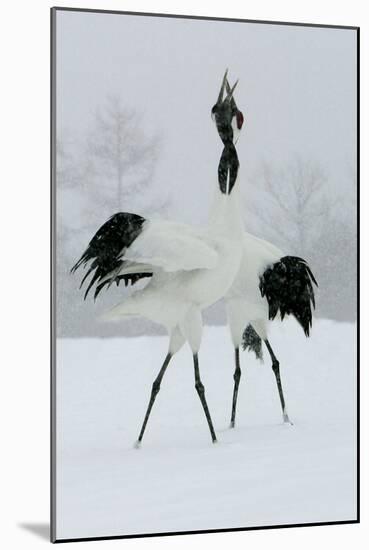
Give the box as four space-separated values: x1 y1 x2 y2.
135 353 172 446
264 340 293 424
193 353 217 443
230 347 241 428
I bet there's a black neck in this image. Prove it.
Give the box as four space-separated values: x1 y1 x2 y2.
218 142 239 195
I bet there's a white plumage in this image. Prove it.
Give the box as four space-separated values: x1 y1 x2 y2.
209 74 318 429
226 233 283 344
123 220 219 272
72 70 245 445
224 219 317 428
104 203 243 342
74 180 243 447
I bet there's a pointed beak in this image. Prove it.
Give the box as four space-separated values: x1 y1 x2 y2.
225 78 239 102
217 69 228 104
226 77 243 129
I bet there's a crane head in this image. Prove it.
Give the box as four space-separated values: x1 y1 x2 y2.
211 69 244 145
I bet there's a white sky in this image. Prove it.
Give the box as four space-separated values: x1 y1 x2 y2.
56 10 357 224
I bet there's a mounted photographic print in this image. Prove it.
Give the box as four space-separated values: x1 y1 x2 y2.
51 7 359 543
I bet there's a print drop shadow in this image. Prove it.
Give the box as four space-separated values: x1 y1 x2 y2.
18 522 49 541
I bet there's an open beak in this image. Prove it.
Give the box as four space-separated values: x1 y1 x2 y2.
226 77 244 130
225 78 238 107
225 78 238 102
216 69 229 105
216 69 238 105
213 70 244 138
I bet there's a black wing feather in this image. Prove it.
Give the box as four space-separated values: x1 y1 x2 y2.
259 256 318 336
71 212 153 299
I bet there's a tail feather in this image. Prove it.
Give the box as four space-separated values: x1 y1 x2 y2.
259 255 318 336
242 324 263 360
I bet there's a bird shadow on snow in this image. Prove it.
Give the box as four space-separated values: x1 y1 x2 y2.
18 523 49 541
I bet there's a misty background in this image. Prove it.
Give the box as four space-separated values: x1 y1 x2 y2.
55 11 357 337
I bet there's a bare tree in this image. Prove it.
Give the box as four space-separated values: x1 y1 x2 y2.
55 97 172 337
244 157 332 257
55 136 84 252
243 156 357 321
84 95 168 216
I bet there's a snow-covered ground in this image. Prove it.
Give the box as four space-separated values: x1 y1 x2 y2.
56 319 357 540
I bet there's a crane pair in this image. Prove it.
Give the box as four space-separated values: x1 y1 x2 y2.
71 70 317 446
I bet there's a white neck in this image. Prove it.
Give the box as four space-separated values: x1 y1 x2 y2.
207 173 244 238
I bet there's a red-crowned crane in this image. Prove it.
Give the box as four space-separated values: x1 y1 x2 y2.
213 78 318 428
71 71 245 446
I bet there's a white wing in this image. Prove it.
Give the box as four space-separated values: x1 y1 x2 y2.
243 231 284 267
124 219 219 272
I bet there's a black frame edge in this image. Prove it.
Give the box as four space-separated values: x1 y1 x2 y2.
50 6 57 544
54 519 359 544
356 26 360 525
51 6 359 30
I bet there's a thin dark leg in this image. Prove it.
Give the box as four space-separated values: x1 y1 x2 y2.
264 340 292 424
193 354 217 443
136 353 172 446
230 347 241 428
